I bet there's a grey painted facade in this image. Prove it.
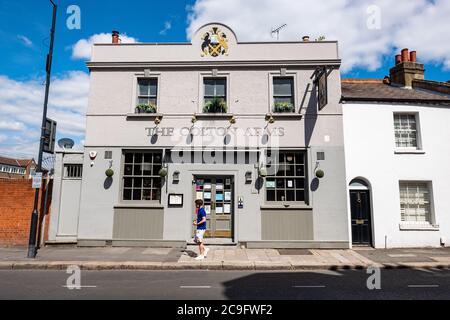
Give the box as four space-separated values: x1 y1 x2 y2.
49 23 349 248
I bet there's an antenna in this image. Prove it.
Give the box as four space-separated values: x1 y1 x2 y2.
271 24 287 40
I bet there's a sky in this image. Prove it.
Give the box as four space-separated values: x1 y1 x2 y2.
1 0 450 159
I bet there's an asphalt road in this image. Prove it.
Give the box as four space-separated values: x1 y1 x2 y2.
0 269 449 300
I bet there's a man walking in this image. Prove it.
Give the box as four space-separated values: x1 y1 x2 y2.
193 199 210 260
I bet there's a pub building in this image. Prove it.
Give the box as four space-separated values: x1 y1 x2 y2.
49 23 349 248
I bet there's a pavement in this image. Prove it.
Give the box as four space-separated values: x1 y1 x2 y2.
1 245 450 271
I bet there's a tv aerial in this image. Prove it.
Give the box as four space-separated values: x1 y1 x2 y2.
271 24 287 40
57 138 75 150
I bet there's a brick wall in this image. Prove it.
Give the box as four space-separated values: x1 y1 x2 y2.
0 178 52 246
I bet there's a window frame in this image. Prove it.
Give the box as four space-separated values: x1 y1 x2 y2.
63 164 83 179
120 150 164 204
263 149 308 204
132 73 161 114
393 112 422 151
269 73 298 114
199 73 230 113
399 181 435 226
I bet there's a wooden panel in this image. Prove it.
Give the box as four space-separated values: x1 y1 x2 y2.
113 208 164 240
261 210 313 241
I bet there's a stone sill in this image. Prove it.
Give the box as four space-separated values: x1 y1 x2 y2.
194 113 234 120
394 149 426 155
126 113 163 120
260 204 313 211
267 113 303 120
399 223 440 231
114 203 164 209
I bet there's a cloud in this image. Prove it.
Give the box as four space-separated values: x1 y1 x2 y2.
17 34 33 47
0 71 90 158
0 134 6 143
71 33 138 60
187 0 450 72
0 121 26 131
159 21 172 35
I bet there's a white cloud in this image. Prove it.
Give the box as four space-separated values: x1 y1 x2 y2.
159 21 172 35
72 33 138 60
17 34 33 47
0 71 90 158
0 120 26 131
187 0 450 72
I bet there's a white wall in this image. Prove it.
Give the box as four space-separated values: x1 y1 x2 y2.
343 102 450 248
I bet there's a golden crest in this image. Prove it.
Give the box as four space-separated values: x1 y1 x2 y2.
201 27 229 57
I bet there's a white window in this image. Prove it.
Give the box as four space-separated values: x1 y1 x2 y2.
399 182 432 224
394 114 419 149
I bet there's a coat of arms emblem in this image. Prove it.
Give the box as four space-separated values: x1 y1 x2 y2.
201 27 229 57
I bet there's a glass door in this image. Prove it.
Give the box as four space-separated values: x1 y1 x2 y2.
194 176 233 238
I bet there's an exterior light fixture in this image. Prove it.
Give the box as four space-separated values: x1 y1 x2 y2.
258 167 268 178
191 115 198 124
173 170 180 183
265 114 275 124
154 116 162 126
229 116 237 125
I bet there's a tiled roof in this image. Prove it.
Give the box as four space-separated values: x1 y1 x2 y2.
0 156 34 168
341 79 450 104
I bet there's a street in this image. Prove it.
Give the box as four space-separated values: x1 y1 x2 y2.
0 269 449 300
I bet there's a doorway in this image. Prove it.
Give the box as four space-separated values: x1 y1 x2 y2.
349 179 373 246
193 176 234 239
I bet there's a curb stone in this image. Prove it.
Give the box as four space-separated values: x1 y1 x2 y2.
0 261 449 271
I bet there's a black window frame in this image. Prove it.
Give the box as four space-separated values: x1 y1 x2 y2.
273 77 295 112
137 78 158 110
203 77 227 105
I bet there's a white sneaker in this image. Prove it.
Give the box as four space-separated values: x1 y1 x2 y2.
195 255 205 261
204 248 210 258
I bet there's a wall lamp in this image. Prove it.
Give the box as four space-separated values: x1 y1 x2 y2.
173 170 180 183
265 114 275 124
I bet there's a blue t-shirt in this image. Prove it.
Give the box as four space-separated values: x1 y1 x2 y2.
197 207 207 230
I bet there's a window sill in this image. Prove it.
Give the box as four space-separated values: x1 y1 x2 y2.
394 149 426 155
126 113 163 120
114 203 164 209
399 223 440 231
260 204 312 211
268 113 303 120
194 113 234 120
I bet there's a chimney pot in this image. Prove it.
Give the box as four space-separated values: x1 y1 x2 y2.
395 55 402 65
410 51 417 63
401 48 409 62
112 30 120 44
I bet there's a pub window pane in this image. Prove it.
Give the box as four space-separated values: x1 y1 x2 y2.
265 151 307 203
204 78 227 100
122 151 163 202
273 78 294 96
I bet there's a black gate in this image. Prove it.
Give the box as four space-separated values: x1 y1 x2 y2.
350 190 372 246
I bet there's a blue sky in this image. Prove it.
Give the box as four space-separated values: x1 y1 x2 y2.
1 0 450 159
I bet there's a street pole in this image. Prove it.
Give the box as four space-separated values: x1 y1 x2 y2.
27 0 57 259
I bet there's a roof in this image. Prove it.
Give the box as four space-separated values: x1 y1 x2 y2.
0 156 35 168
341 79 450 105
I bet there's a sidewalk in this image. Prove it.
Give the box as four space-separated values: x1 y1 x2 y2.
1 246 450 271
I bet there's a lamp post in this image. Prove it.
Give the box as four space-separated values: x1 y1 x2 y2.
27 0 57 259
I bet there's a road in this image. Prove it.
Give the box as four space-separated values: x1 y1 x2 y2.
0 269 449 300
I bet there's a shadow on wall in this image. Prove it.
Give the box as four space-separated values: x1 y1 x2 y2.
304 84 318 147
104 177 113 190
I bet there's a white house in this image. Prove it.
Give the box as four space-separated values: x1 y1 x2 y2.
342 49 450 248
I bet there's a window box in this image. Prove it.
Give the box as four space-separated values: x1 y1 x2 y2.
203 97 228 113
135 103 157 114
273 102 295 113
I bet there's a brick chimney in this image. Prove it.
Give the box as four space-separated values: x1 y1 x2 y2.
390 48 425 88
112 30 120 44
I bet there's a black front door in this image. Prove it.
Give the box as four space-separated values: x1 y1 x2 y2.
350 190 372 245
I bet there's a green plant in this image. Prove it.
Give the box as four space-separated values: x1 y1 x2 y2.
315 169 325 179
136 103 157 114
159 168 168 177
203 98 227 113
274 102 295 113
105 169 114 177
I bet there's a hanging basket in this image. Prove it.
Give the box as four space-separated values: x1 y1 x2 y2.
315 169 325 179
159 168 168 177
105 169 114 177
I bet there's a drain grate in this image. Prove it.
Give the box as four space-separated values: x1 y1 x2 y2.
277 249 312 256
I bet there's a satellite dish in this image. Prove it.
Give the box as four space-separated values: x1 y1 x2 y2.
58 138 75 149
